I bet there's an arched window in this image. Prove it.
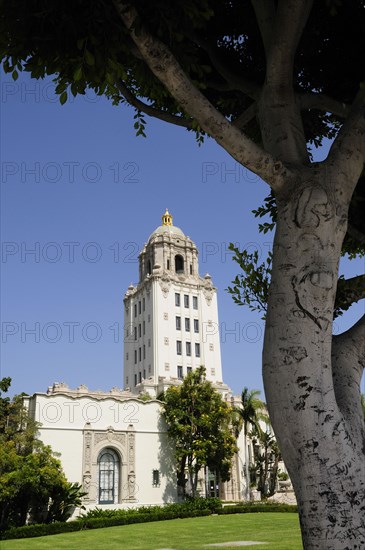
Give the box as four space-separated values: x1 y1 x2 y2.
147 259 152 275
98 448 120 504
175 254 184 274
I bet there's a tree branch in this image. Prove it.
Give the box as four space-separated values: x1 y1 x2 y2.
332 314 365 444
113 0 293 192
335 274 365 312
190 35 259 99
327 89 365 199
300 93 350 119
232 102 257 130
116 80 194 129
256 1 313 164
266 0 314 87
251 0 276 57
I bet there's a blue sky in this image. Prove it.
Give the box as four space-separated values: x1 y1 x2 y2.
1 72 364 398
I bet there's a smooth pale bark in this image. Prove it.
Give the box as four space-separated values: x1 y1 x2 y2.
263 171 365 549
332 316 365 447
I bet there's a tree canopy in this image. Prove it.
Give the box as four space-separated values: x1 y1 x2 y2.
0 379 84 530
160 367 237 497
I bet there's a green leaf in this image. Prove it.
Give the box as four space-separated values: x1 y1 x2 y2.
73 67 83 81
59 91 68 105
84 49 95 66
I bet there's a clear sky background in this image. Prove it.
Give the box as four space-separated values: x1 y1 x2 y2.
1 71 364 399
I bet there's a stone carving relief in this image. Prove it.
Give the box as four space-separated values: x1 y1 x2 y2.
127 427 137 500
202 286 214 305
159 273 171 298
202 274 214 305
84 426 92 471
82 422 136 504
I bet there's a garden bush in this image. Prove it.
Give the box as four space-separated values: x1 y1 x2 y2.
1 501 212 540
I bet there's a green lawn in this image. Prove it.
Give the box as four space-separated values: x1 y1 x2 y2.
2 513 303 550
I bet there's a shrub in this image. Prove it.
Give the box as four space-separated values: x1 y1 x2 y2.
218 503 297 514
1 504 212 540
1 499 296 540
2 520 84 539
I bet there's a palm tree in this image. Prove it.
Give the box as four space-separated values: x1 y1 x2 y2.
236 388 267 500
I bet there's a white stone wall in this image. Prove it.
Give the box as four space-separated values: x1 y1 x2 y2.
25 392 177 513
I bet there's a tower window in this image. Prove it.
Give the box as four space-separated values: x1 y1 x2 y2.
143 297 145 311
176 341 182 355
193 296 198 309
195 343 200 357
175 255 184 274
184 295 189 308
190 264 192 275
186 342 191 356
134 327 137 341
139 347 142 361
134 350 137 364
143 345 146 359
176 316 181 330
187 367 192 374
138 324 141 338
134 373 137 386
134 304 137 317
143 321 145 335
138 301 141 314
139 372 142 383
194 319 199 333
147 260 152 275
177 365 183 379
167 259 170 270
175 293 181 307
185 318 190 331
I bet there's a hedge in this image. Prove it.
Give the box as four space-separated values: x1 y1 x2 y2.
1 501 297 540
218 503 298 514
1 508 211 540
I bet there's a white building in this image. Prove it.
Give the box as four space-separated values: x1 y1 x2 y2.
24 210 267 513
25 385 177 509
123 209 229 398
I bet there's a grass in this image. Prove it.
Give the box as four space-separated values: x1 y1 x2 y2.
1 513 303 550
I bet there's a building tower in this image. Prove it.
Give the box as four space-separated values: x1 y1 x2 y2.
123 210 230 397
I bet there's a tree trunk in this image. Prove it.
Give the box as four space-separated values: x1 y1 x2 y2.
244 422 251 500
263 174 365 549
269 453 279 497
262 442 269 498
